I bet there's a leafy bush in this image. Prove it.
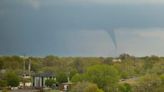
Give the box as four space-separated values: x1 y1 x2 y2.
71 81 103 92
0 80 7 88
118 83 132 92
56 72 67 83
45 79 56 87
85 65 120 92
5 72 20 87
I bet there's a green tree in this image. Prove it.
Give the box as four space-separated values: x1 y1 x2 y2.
56 72 67 83
118 83 132 92
43 55 60 67
71 81 103 92
103 57 113 64
85 65 120 92
160 74 164 84
5 72 20 87
45 79 56 87
0 80 7 88
0 58 4 69
71 73 85 82
136 74 162 92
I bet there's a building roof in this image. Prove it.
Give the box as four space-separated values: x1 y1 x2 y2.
33 72 55 77
62 82 73 85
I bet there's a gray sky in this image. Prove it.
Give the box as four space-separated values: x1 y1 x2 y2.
0 0 164 57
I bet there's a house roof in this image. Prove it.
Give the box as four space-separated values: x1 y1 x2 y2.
33 72 55 77
62 82 73 85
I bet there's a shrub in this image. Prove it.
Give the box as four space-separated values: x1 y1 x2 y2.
71 81 103 92
45 79 56 87
5 72 20 87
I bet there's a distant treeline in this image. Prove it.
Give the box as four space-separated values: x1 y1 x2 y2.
0 54 164 92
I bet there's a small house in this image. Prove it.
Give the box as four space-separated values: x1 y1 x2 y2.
112 58 122 63
59 77 74 91
59 82 74 91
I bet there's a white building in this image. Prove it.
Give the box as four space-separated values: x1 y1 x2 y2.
32 72 55 88
112 58 122 62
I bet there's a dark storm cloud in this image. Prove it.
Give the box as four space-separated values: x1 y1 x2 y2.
0 0 164 56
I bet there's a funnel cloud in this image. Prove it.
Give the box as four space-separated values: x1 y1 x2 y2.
0 0 164 56
106 29 117 49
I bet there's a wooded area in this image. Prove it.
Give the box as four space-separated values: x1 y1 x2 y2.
0 54 164 92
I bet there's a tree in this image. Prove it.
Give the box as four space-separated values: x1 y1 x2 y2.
136 74 162 92
43 55 60 67
5 72 20 87
71 73 85 82
103 57 113 64
72 58 85 73
119 53 134 60
0 80 7 89
160 74 164 84
45 79 56 87
70 81 103 92
0 58 4 69
85 65 120 92
56 72 67 83
118 83 132 92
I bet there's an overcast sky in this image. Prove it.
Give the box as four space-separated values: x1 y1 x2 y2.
0 0 164 57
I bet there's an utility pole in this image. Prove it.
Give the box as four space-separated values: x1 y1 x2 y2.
28 58 31 76
23 54 26 89
23 55 26 76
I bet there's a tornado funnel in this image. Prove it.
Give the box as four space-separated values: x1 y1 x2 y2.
106 29 117 49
